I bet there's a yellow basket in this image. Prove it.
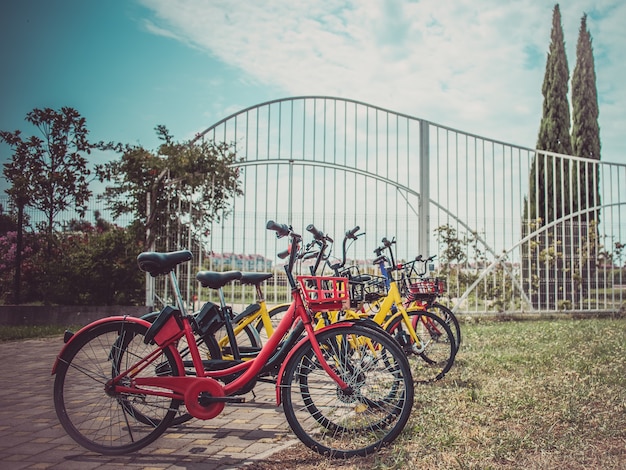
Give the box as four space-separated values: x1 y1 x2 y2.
297 276 350 312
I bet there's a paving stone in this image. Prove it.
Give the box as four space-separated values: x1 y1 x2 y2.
0 335 296 469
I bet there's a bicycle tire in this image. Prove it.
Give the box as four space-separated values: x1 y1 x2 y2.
387 310 456 383
53 320 182 454
296 325 403 433
428 302 462 350
281 323 414 458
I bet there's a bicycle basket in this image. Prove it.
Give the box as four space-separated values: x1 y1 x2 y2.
338 266 373 308
297 276 350 312
407 277 446 298
346 280 364 308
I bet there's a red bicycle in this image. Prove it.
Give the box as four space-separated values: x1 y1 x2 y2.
52 221 414 458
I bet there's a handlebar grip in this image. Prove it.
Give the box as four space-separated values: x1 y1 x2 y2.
306 223 333 242
277 248 290 259
372 255 388 265
266 220 290 237
382 237 395 247
306 223 324 240
345 225 360 239
415 254 423 261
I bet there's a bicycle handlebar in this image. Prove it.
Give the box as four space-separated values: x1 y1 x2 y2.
345 225 360 240
382 237 395 248
266 220 294 238
402 254 438 277
328 225 365 272
267 220 303 281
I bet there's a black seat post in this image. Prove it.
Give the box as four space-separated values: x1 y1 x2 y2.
217 285 242 361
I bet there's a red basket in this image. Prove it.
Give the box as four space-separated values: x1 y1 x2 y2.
408 278 446 296
297 276 350 312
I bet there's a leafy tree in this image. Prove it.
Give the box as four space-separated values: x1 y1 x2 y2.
96 126 242 250
1 107 93 303
571 13 601 222
434 224 466 272
522 4 579 310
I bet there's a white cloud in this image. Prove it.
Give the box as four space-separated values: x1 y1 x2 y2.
139 0 625 162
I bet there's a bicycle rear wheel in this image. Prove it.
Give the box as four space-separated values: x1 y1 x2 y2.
53 320 182 454
427 302 461 351
387 310 456 383
281 323 414 458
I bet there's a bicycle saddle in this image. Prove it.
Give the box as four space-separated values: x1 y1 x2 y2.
137 250 193 276
239 272 273 285
196 270 242 289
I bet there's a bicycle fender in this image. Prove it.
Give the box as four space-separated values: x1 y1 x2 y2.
51 316 153 374
274 319 382 405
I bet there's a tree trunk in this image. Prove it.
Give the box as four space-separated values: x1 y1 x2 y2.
13 203 24 304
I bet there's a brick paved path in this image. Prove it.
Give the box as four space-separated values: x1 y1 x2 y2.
0 336 298 470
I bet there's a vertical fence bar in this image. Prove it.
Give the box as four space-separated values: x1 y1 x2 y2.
418 120 430 260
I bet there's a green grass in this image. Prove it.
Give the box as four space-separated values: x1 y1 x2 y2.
0 324 80 342
250 316 626 470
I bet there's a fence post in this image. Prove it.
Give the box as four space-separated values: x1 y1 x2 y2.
418 120 430 258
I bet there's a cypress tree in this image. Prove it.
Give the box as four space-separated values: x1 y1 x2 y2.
571 13 601 221
523 4 573 310
528 3 572 223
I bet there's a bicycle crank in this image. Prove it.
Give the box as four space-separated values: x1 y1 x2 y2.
184 378 245 420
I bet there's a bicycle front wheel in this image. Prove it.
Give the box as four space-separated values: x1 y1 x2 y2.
281 322 414 458
53 320 182 455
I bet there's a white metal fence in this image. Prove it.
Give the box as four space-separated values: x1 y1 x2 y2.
3 96 624 315
182 96 625 315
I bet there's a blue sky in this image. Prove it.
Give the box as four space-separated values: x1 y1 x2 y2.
1 0 624 196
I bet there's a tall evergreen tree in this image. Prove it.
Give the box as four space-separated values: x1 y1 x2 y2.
523 4 575 310
528 4 572 223
571 13 601 221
